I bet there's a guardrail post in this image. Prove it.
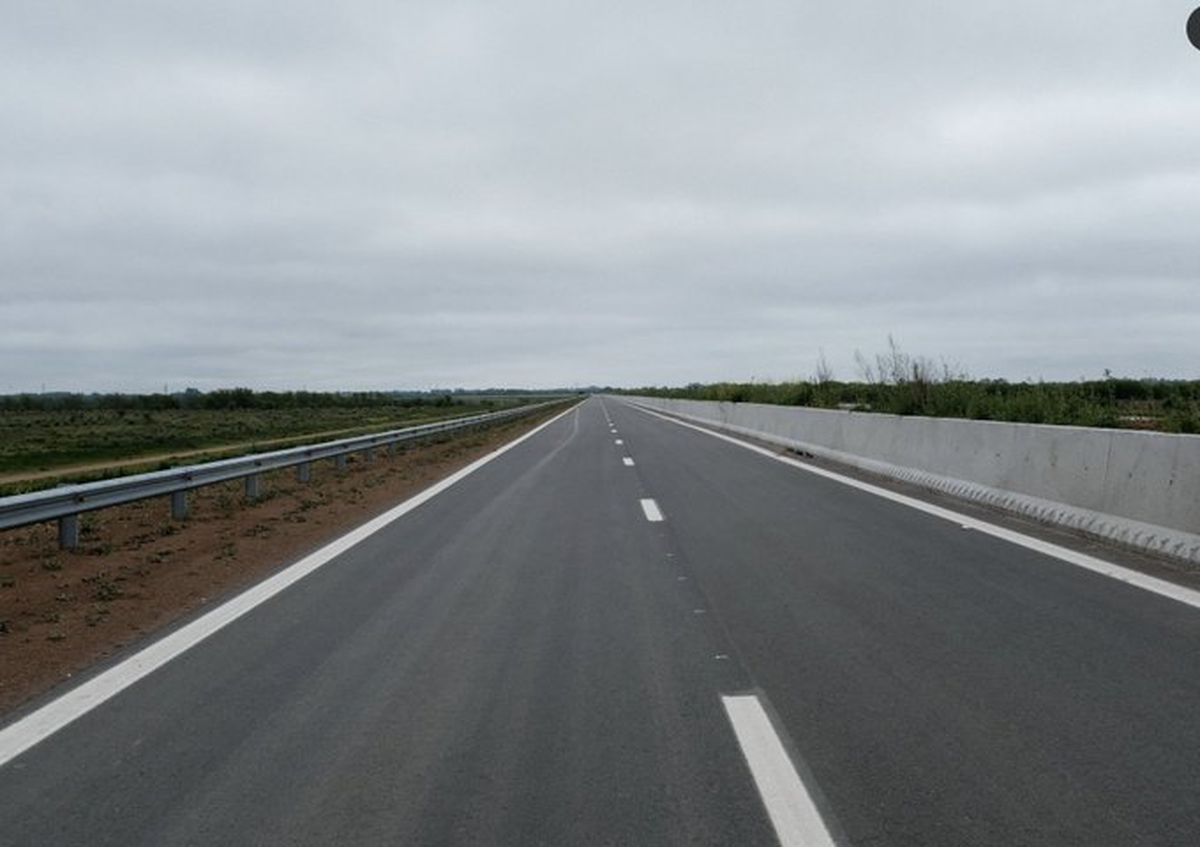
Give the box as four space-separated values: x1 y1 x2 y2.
58 514 80 550
335 454 348 472
297 462 311 483
363 447 375 463
170 491 189 520
245 474 260 499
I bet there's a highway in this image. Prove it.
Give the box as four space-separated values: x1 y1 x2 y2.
2 396 1198 845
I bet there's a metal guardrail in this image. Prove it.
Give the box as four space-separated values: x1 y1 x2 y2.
0 401 564 548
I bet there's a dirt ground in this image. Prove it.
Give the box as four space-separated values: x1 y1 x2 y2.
0 412 559 717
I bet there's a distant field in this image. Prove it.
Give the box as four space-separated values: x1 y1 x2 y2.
0 400 514 493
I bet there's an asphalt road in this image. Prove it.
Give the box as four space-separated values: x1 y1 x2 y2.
2 397 1198 845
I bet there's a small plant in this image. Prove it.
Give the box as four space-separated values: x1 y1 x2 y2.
79 514 100 539
84 573 123 602
85 608 110 627
245 486 275 506
86 540 115 556
214 491 238 518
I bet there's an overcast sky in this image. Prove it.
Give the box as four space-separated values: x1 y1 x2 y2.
2 1 1198 392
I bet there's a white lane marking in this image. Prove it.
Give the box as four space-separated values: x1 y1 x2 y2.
723 694 838 847
640 498 665 522
615 438 625 445
638 407 1200 612
623 457 636 467
0 405 580 767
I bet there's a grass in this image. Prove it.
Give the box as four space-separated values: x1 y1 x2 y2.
1 407 445 474
0 394 542 495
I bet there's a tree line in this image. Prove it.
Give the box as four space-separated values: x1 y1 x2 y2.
627 340 1200 433
0 388 463 412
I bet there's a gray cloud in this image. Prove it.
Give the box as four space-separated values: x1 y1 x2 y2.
3 1 1199 392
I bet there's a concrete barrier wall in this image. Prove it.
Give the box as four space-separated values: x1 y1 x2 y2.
626 397 1200 567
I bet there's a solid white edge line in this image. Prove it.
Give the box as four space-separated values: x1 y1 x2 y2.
637 406 1200 611
723 694 837 847
640 498 664 522
0 403 581 767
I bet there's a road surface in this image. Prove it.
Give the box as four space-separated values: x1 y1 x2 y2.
2 397 1198 845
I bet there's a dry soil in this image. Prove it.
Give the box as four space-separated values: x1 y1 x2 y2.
0 413 556 717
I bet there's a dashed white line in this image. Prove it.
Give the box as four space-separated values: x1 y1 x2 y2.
640 498 664 522
623 457 636 467
615 439 624 445
636 406 1200 612
723 694 838 847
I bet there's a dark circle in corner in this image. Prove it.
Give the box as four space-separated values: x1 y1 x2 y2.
1189 7 1200 50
